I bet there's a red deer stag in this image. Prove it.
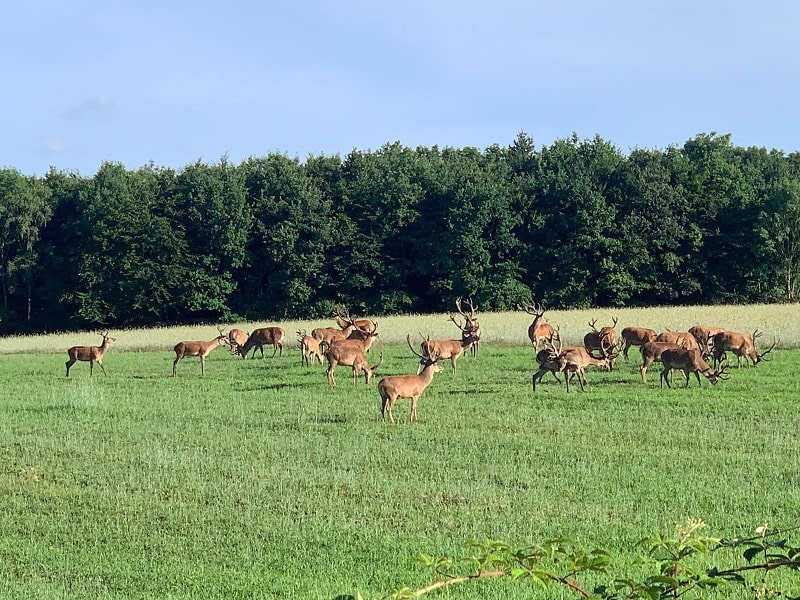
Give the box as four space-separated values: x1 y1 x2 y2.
378 335 444 423
333 306 377 335
660 348 730 388
418 326 479 374
657 330 703 353
172 326 228 377
324 341 383 386
297 330 323 366
533 330 616 392
620 326 657 359
688 324 726 357
236 327 285 359
531 329 565 390
711 330 776 368
227 328 248 358
639 340 685 384
518 300 554 349
451 297 481 357
312 310 359 346
65 331 117 377
583 318 621 371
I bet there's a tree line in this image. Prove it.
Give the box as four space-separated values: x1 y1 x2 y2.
1 131 799 334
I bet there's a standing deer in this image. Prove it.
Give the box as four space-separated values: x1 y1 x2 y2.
531 329 564 390
418 328 478 374
236 327 285 359
333 306 377 335
172 326 228 377
583 319 621 371
65 331 117 377
324 342 383 386
312 311 359 346
451 297 481 357
378 335 444 423
639 340 684 384
657 330 703 353
518 300 554 349
297 330 323 366
688 324 726 357
711 330 776 368
227 328 248 358
660 348 730 388
532 329 616 392
620 326 657 359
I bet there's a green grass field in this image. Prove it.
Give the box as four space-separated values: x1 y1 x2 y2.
1 304 799 599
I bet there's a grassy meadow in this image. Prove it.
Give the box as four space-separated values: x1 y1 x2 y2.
1 304 799 599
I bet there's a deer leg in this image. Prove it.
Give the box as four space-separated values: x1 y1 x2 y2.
89 361 94 376
271 344 278 358
694 371 702 386
682 369 690 387
411 397 418 422
661 367 670 388
66 358 75 377
200 357 206 377
98 361 108 376
172 356 180 377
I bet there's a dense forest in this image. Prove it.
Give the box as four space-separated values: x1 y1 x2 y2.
1 131 799 334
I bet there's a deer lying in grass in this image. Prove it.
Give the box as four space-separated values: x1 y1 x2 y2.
172 326 227 377
711 329 776 368
378 335 444 423
236 327 285 359
620 326 657 359
324 341 383 386
297 330 323 366
659 348 730 388
66 331 117 377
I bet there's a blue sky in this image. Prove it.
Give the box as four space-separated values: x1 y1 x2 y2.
3 0 800 177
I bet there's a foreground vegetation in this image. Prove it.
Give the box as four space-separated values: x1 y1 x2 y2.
1 306 799 598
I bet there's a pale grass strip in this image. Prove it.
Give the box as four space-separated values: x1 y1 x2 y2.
1 303 798 354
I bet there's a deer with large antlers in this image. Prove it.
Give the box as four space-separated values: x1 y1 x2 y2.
312 310 360 346
531 329 565 390
418 327 479 374
660 348 731 388
711 330 776 368
688 324 726 358
518 300 554 349
65 331 117 377
583 318 621 371
235 327 285 359
172 326 228 377
451 297 481 357
227 328 248 358
378 335 444 423
333 306 377 335
533 328 616 392
620 326 657 360
297 330 323 367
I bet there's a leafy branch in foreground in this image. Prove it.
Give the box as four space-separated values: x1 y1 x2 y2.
369 520 800 599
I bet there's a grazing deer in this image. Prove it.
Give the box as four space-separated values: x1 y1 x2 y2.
639 340 684 384
711 330 776 368
65 331 117 377
518 300 554 349
236 327 285 359
688 324 726 357
172 326 228 377
297 330 323 366
620 326 657 359
657 330 703 353
659 348 730 388
324 342 383 386
418 329 478 374
451 297 481 357
227 328 248 358
378 335 444 423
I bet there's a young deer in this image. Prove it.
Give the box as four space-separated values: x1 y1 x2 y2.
236 327 285 359
660 348 730 388
378 335 444 423
297 330 323 366
172 326 228 377
65 331 117 377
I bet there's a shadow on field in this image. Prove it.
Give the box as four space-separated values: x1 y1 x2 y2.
234 382 303 392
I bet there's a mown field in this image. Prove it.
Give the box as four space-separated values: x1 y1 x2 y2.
1 304 799 599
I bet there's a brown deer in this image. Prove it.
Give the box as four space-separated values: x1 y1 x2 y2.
324 342 383 386
533 329 616 392
418 328 478 374
620 326 657 359
378 335 444 423
329 324 380 354
236 327 285 359
711 330 776 368
297 330 323 366
172 326 228 377
660 348 730 388
65 331 117 377
583 318 621 371
451 297 481 357
227 328 248 358
657 330 702 353
333 306 377 335
639 340 684 384
531 329 565 390
312 310 359 346
518 300 554 349
688 324 726 357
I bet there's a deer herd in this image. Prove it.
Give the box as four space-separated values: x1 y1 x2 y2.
63 299 778 422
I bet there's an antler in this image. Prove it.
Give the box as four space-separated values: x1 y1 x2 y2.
407 334 425 359
543 326 562 358
455 297 477 318
588 318 599 332
448 313 466 332
517 299 545 316
611 316 618 328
